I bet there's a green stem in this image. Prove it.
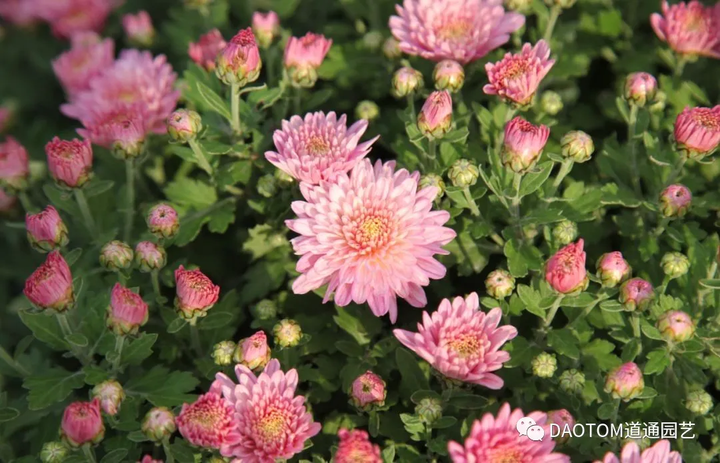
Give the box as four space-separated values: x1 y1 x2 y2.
610 398 621 426
188 139 214 176
462 186 480 216
674 55 688 79
511 172 523 238
543 295 564 330
550 159 574 195
123 159 135 243
627 105 642 197
543 6 562 43
428 139 437 160
407 94 416 121
190 324 202 356
266 46 278 85
666 157 686 186
74 189 97 235
631 312 641 340
293 87 302 115
18 191 34 213
57 313 73 338
81 445 97 463
653 217 670 237
162 439 175 463
0 345 30 376
231 83 242 134
111 335 124 373
151 270 162 302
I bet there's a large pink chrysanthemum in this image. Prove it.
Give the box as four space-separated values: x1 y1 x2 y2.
52 32 115 99
176 392 242 451
448 403 570 463
389 0 525 64
265 111 379 185
286 159 456 323
650 1 720 58
484 40 555 106
393 292 517 388
36 0 114 39
0 0 40 26
211 359 321 462
595 440 681 463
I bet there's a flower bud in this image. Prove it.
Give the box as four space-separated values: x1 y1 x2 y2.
382 37 401 59
560 130 594 163
142 407 176 442
251 299 277 320
657 310 695 343
45 137 93 189
545 0 576 8
336 429 382 463
92 380 125 416
362 31 384 50
540 91 563 115
110 119 145 160
418 91 452 140
355 100 380 122
545 239 588 294
212 340 236 366
174 265 221 322
233 331 272 371
257 173 277 198
216 28 262 87
0 136 29 192
433 60 465 93
605 362 644 401
184 0 213 9
624 72 657 108
139 456 163 463
25 206 69 252
41 441 69 463
273 319 302 348
167 109 202 143
659 184 691 218
619 278 654 312
252 11 280 48
547 410 575 445
686 390 713 415
674 106 720 161
351 371 386 409
552 220 578 246
189 29 227 71
661 252 690 279
147 203 180 239
61 399 105 447
100 241 134 271
559 369 585 394
485 269 515 299
392 67 423 98
447 159 478 188
24 251 74 312
134 241 167 273
284 33 332 88
415 397 443 424
531 352 557 378
595 252 631 288
418 174 445 200
502 117 550 173
0 188 16 213
107 283 149 336
649 90 666 113
122 11 155 47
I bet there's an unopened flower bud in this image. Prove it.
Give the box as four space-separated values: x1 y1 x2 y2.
61 399 105 447
503 117 550 173
559 369 585 394
174 265 220 322
351 371 386 410
212 340 236 366
540 91 563 115
168 109 202 143
661 252 690 279
649 90 666 113
552 220 578 246
392 67 423 98
415 397 443 424
45 137 93 189
532 352 557 378
418 91 452 139
433 60 465 93
251 299 277 320
545 0 576 8
252 11 280 48
233 331 272 371
485 269 515 299
92 380 125 416
135 241 166 273
25 205 69 252
619 278 654 311
624 72 657 108
505 0 533 12
147 203 179 240
382 37 401 59
448 159 478 188
142 407 176 442
545 239 588 294
41 442 69 463
596 252 632 288
547 410 575 445
685 390 713 415
110 120 145 160
659 184 691 218
273 319 302 348
419 173 445 200
356 100 380 121
122 11 154 47
362 31 383 50
605 362 644 401
99 241 134 271
0 136 29 192
24 251 75 312
107 283 149 336
657 310 695 343
560 130 594 163
674 106 720 161
257 174 277 198
284 33 332 88
216 28 262 87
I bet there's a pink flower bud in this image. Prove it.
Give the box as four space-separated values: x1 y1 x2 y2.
109 117 146 160
142 407 176 443
0 106 11 134
99 241 134 271
122 11 154 47
91 380 125 416
24 251 74 312
433 60 465 93
0 188 16 213
233 330 272 371
547 409 575 445
139 456 162 463
392 66 423 98
284 32 332 88
545 239 588 294
25 206 69 252
215 28 262 87
673 106 720 160
189 29 227 72
659 184 692 218
134 241 167 273
335 429 382 463
417 90 452 139
147 203 179 239
176 392 240 450
657 310 695 343
252 11 280 48
60 399 105 447
605 362 644 401
0 136 29 191
624 72 657 107
45 137 93 189
107 283 149 336
596 251 631 288
351 371 386 409
167 109 202 143
174 265 220 321
502 117 550 173
52 32 114 98
619 278 654 311
650 1 720 59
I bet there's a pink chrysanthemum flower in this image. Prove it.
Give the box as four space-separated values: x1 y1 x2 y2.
176 392 241 451
595 439 681 463
37 0 114 39
650 1 720 58
484 40 555 106
45 137 94 189
139 456 162 463
147 203 179 239
252 11 280 48
122 11 154 47
24 250 75 312
174 265 220 320
0 0 40 26
334 428 382 463
389 0 525 64
286 159 456 322
0 136 29 191
673 105 720 159
545 239 588 294
393 292 517 388
107 283 149 336
26 205 69 252
448 403 570 462
52 32 115 99
284 32 333 71
211 359 321 462
189 29 227 71
265 111 379 185
60 398 105 447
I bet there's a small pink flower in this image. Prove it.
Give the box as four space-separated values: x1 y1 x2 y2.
502 116 550 173
38 0 114 39
176 392 241 450
595 439 681 463
286 159 456 323
24 251 74 312
545 239 588 294
484 40 555 106
448 403 570 462
650 1 720 58
673 105 720 159
433 60 465 93
619 278 654 311
605 362 644 401
335 429 382 463
418 90 453 139
211 359 321 462
624 72 657 107
0 136 29 191
657 310 695 343
91 380 125 416
252 11 280 48
547 409 575 445
284 32 332 87
134 241 167 273
394 293 517 388
60 398 105 447
659 184 692 217
107 283 149 336
351 371 386 409
0 0 40 26
234 331 272 371
147 203 179 239
139 457 162 463
52 32 114 99
189 29 227 71
215 28 262 86
123 11 155 47
0 189 15 213
45 137 93 188
596 251 631 288
265 111 378 185
174 265 220 320
25 205 69 252
389 0 525 64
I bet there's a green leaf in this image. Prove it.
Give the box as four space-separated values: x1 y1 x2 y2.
64 248 83 267
640 320 663 340
169 440 196 463
247 86 285 109
431 416 457 429
84 180 115 198
335 340 364 357
99 449 128 463
19 311 68 351
164 178 217 210
517 285 545 318
621 338 642 362
196 81 232 121
547 329 580 359
207 199 236 233
65 333 88 347
505 336 537 368
444 186 470 209
333 305 382 346
198 311 234 330
167 318 187 334
504 239 543 278
644 349 670 375
217 160 253 188
599 300 623 312
637 387 658 400
443 127 469 144
597 402 616 420
125 366 199 407
0 408 20 423
445 393 489 410
23 368 85 410
382 445 396 463
410 390 440 404
83 365 108 385
127 431 149 443
120 333 158 366
519 162 553 197
396 347 430 391
699 279 720 289
369 411 380 437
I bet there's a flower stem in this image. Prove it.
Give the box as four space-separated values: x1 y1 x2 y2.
666 156 686 186
627 104 642 197
18 191 34 213
428 139 437 160
82 445 97 463
123 159 135 243
543 295 564 330
0 345 30 376
190 324 202 356
293 87 302 115
407 94 416 120
462 186 480 216
57 312 73 338
74 189 97 235
231 83 242 134
188 139 214 176
511 172 523 238
550 159 574 195
162 439 175 463
543 6 562 43
111 335 124 373
631 312 641 341
151 270 162 302
674 55 688 79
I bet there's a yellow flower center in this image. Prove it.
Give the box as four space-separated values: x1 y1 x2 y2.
306 136 330 156
437 19 471 40
257 410 287 442
487 448 523 463
448 333 482 359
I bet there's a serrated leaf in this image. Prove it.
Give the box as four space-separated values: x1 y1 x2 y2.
23 369 85 410
164 178 217 210
640 320 663 340
99 449 128 463
125 366 199 407
120 333 158 366
519 162 553 197
517 285 544 318
396 348 429 392
207 199 236 233
19 311 68 351
196 81 232 120
547 329 580 359
644 349 669 375
198 311 234 330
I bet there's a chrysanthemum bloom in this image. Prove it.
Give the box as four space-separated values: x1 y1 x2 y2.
546 409 575 445
657 310 694 343
215 28 262 87
265 111 378 185
284 32 332 88
484 40 555 107
619 278 654 312
142 407 176 442
176 392 241 450
351 371 386 409
24 251 74 312
0 189 15 213
174 265 220 321
60 399 105 447
596 251 631 288
107 283 149 336
45 137 93 189
72 109 146 160
485 269 515 299
91 380 125 416
659 184 692 217
448 403 570 462
434 60 465 93
26 206 69 252
52 32 114 99
605 362 644 401
147 203 179 239
418 90 453 139
135 241 167 273
392 66 423 97
624 73 657 108
394 292 517 388
252 11 280 48
560 130 594 163
189 29 227 71
287 159 456 322
0 136 29 192
389 0 525 64
211 359 321 461
334 429 382 463
545 239 588 294
38 0 114 39
167 109 202 143
99 241 134 271
673 105 720 159
273 319 303 348
595 439 681 463
233 330 272 371
502 117 550 173
122 11 154 47
0 0 40 26
139 457 162 463
650 1 720 59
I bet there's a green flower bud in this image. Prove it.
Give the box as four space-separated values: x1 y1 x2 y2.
212 340 236 366
273 319 302 348
362 31 383 50
99 241 134 271
41 441 69 463
251 299 277 320
167 109 202 143
382 37 401 59
485 269 515 299
415 397 443 424
418 174 445 200
685 390 713 415
560 131 594 163
355 100 380 122
540 91 563 116
559 369 586 394
257 174 277 198
141 407 176 442
504 0 533 13
661 252 690 279
448 159 479 188
532 353 557 378
433 60 465 93
552 220 578 246
392 67 423 98
649 90 666 113
545 0 576 8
